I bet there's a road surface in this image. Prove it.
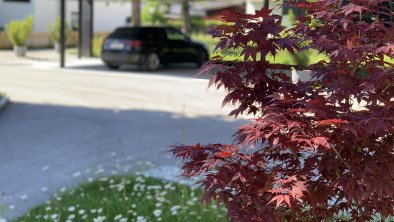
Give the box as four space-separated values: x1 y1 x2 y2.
0 63 243 219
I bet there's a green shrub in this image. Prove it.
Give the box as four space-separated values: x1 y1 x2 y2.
141 0 166 25
191 16 206 32
167 19 183 30
47 17 71 44
5 16 34 47
92 34 107 57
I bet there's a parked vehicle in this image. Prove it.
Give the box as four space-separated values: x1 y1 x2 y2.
101 26 209 71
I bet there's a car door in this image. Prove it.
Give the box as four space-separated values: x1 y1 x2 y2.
164 28 197 63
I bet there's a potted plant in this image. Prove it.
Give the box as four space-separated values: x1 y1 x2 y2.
5 16 34 57
47 17 70 53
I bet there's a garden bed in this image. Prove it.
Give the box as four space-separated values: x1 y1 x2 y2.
14 174 228 222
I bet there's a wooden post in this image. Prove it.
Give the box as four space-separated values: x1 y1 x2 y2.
60 0 65 67
131 0 141 26
264 0 269 9
181 0 191 35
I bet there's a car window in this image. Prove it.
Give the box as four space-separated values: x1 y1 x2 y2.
145 28 167 41
165 28 187 41
109 28 140 39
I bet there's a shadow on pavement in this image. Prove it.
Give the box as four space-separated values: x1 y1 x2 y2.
67 63 211 80
0 102 242 219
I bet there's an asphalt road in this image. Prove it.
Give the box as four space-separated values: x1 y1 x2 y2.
0 63 242 219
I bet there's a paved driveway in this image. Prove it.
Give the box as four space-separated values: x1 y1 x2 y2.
0 63 243 219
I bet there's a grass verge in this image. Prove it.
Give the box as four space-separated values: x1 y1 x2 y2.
14 174 228 222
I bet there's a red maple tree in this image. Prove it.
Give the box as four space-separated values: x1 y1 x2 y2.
172 1 394 221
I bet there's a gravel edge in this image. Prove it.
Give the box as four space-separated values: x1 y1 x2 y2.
0 96 9 112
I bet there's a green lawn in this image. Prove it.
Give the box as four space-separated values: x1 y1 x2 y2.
84 33 393 68
191 33 328 66
14 174 228 222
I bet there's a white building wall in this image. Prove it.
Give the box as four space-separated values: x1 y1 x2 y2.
0 0 34 29
34 0 59 32
63 0 131 33
0 0 131 33
92 1 131 32
245 0 290 26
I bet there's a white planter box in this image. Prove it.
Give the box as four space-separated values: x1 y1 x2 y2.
54 43 61 53
13 46 27 57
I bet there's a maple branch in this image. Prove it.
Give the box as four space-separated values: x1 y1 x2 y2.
390 0 393 22
331 146 351 169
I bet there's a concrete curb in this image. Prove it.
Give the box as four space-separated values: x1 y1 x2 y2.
0 96 9 112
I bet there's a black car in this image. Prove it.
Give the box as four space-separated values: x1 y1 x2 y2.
101 26 209 71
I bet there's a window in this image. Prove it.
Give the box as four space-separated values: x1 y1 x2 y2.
71 12 79 31
4 0 30 2
165 28 188 41
282 0 305 16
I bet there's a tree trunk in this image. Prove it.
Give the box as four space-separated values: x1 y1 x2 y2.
181 0 191 35
263 0 269 9
131 0 141 26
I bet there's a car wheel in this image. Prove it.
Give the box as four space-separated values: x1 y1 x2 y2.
105 63 120 70
144 52 160 71
197 50 208 68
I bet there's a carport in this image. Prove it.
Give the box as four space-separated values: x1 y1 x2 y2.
57 0 270 68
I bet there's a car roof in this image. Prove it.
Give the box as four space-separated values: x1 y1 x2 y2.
114 26 176 30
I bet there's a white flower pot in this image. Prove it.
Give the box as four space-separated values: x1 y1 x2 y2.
54 43 61 53
14 46 27 57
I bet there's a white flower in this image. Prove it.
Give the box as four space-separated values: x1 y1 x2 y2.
187 200 194 206
8 205 15 210
170 205 180 211
73 171 81 178
68 214 76 219
153 209 162 217
0 218 7 222
93 216 106 222
95 168 105 174
170 205 180 215
50 214 58 219
41 187 49 192
136 216 147 222
78 209 85 215
68 206 76 212
20 195 28 200
45 206 52 211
